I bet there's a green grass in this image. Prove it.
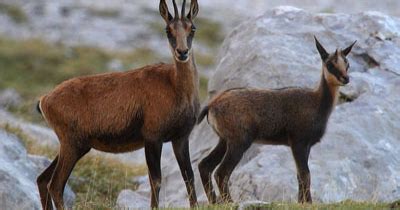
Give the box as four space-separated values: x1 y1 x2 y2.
0 38 111 98
0 2 28 23
247 201 391 210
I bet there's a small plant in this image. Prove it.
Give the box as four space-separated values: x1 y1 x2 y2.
0 3 28 23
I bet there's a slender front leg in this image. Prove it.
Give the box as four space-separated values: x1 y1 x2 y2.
145 141 163 208
291 142 312 203
172 136 198 207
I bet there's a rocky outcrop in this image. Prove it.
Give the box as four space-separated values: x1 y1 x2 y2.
0 129 75 209
118 7 400 207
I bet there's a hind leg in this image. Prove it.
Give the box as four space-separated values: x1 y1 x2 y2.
37 155 58 210
214 140 251 203
198 139 227 204
48 144 90 209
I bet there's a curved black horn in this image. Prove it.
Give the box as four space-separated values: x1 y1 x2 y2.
172 0 179 19
181 0 186 19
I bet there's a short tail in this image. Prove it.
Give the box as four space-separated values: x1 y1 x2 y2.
36 100 42 115
197 106 209 124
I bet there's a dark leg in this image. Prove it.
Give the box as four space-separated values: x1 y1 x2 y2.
172 137 198 207
198 139 227 204
291 142 312 203
144 141 163 208
214 140 251 203
48 145 89 209
37 155 58 210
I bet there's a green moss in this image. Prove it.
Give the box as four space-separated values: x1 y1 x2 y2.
87 8 120 18
0 3 28 23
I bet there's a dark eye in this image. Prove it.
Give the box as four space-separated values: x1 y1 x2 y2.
326 62 335 71
191 26 196 33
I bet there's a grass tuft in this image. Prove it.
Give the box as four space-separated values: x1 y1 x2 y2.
70 156 147 208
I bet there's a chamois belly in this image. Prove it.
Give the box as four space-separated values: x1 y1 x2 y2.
91 137 144 153
255 134 290 146
89 123 144 153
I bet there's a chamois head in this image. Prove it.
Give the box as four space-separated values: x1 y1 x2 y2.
159 0 199 63
314 36 356 86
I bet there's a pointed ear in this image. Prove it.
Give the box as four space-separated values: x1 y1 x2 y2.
187 0 199 20
159 0 173 22
314 36 329 61
343 40 357 56
334 49 339 61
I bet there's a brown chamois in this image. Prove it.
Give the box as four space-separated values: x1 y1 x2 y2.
198 37 356 204
36 0 200 209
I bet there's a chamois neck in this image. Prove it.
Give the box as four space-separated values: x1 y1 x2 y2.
172 53 199 100
315 70 339 118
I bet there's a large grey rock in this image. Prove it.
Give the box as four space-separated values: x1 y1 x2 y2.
127 7 400 206
0 129 75 209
